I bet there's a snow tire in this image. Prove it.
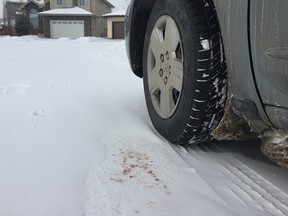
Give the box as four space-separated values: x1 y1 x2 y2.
143 0 228 144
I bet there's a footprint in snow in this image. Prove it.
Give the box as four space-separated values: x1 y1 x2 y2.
32 110 45 117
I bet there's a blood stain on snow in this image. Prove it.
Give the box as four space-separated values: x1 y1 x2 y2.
122 166 132 175
110 149 162 184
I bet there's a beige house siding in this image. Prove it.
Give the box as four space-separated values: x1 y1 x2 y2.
51 0 74 9
90 0 111 37
106 17 125 39
76 0 90 13
93 0 111 16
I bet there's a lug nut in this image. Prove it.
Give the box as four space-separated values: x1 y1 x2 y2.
160 54 164 63
166 51 169 60
164 76 168 85
159 69 163 77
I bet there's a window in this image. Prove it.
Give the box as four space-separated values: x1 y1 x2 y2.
10 16 15 26
29 9 38 29
57 0 64 5
79 0 88 5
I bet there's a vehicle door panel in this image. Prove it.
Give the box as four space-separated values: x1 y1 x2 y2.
250 0 288 108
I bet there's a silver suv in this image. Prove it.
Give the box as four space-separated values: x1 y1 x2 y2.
125 0 288 167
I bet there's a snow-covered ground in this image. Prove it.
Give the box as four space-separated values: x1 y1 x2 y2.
0 36 288 216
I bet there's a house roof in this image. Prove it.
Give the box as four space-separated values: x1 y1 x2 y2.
102 9 126 17
101 0 115 9
108 0 130 12
39 7 93 16
5 0 27 3
20 0 45 8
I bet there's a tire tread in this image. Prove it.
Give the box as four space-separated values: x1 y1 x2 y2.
173 0 228 145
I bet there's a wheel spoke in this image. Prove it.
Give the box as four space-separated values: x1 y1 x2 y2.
150 28 163 58
148 67 160 95
160 87 172 118
171 59 183 92
165 17 181 52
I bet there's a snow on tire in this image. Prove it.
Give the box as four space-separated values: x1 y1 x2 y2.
143 0 228 145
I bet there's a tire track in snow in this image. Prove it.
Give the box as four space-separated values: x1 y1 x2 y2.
172 142 288 216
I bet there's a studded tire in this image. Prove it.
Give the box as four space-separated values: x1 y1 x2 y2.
143 0 228 145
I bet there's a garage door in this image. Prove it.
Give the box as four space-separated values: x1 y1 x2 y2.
50 20 84 39
112 22 124 39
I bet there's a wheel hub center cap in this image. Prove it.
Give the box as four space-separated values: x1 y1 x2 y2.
159 51 171 85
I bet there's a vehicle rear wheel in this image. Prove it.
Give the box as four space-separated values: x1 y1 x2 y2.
143 0 228 144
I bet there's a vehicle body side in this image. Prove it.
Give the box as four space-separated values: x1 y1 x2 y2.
125 0 288 133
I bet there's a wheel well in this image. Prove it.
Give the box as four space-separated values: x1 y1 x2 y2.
128 0 222 78
128 0 157 78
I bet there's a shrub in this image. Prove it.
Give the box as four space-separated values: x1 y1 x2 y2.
15 16 31 36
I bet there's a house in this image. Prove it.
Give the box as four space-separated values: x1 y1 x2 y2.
19 0 47 34
4 0 26 27
3 0 47 35
102 9 125 39
39 7 93 38
39 0 114 38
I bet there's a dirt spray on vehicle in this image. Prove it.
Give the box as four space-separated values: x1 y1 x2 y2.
261 130 288 170
212 91 288 170
211 91 257 141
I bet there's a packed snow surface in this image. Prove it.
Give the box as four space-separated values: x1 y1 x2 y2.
0 36 288 216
